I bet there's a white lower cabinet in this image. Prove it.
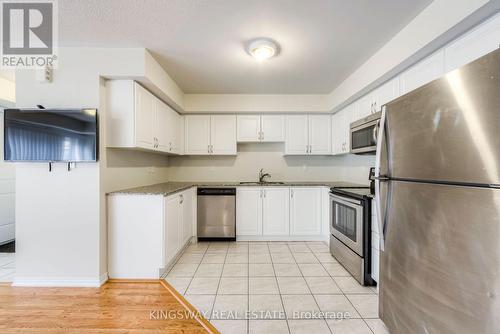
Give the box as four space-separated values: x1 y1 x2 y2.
164 194 181 266
181 187 195 245
290 187 322 235
108 188 195 279
237 186 324 240
262 188 290 236
236 188 263 236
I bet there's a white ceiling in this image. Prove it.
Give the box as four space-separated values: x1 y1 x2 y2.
59 0 432 94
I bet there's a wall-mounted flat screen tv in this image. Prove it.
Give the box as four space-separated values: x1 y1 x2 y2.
3 109 98 162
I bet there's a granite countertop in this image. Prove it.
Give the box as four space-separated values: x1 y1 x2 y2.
108 181 368 196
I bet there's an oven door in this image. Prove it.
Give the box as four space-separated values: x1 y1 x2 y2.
350 118 379 154
329 194 364 256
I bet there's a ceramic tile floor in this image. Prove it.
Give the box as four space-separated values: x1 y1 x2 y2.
0 253 15 282
165 241 390 334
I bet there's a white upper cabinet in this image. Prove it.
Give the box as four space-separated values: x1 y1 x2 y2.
332 105 354 155
354 93 375 120
375 77 400 111
211 115 237 155
444 13 500 72
185 115 236 155
237 115 285 142
185 115 211 155
289 187 322 236
262 187 290 236
163 104 182 154
237 115 260 142
308 115 332 155
134 83 155 149
285 115 309 155
155 101 169 152
400 50 445 95
261 115 285 142
107 80 182 155
285 115 331 155
236 188 263 236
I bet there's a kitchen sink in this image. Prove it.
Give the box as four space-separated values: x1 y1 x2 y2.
239 181 285 185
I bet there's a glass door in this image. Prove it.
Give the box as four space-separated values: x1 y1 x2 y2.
330 194 363 256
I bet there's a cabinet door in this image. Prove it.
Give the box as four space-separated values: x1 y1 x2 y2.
181 189 194 245
355 93 375 120
309 115 331 155
400 50 445 95
375 77 400 111
155 100 169 152
171 111 182 154
262 187 289 236
211 115 237 155
290 187 322 235
331 111 341 155
285 115 308 155
332 106 352 155
184 115 211 155
236 188 263 236
261 115 285 142
444 13 500 72
237 115 260 142
134 83 155 149
164 195 181 266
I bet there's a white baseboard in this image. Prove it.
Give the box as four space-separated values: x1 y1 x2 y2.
99 272 109 286
13 275 107 288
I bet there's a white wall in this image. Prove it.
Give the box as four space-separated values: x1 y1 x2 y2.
169 143 374 185
14 48 171 286
0 110 16 245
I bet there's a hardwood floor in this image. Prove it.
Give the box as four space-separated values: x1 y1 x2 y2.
0 280 218 333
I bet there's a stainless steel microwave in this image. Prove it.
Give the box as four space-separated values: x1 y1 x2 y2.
350 111 381 154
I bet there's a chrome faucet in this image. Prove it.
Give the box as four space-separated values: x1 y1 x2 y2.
259 168 271 183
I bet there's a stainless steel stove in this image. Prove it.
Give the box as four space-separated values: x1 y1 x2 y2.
329 186 375 286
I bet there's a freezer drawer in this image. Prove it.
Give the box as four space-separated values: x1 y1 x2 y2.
382 49 500 185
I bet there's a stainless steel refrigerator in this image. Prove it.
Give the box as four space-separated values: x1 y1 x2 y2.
375 48 500 334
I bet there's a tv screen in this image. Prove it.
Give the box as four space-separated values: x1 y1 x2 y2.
3 109 98 162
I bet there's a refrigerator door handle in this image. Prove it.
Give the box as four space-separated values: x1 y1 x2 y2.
375 106 388 251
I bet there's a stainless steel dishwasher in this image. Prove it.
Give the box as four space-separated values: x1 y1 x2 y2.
197 188 236 240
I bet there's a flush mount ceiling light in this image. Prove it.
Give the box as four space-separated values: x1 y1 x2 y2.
247 38 279 61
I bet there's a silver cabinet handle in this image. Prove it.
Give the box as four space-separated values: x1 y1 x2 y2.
370 102 374 114
263 189 266 198
211 145 214 153
208 145 210 153
290 189 294 198
179 194 184 204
